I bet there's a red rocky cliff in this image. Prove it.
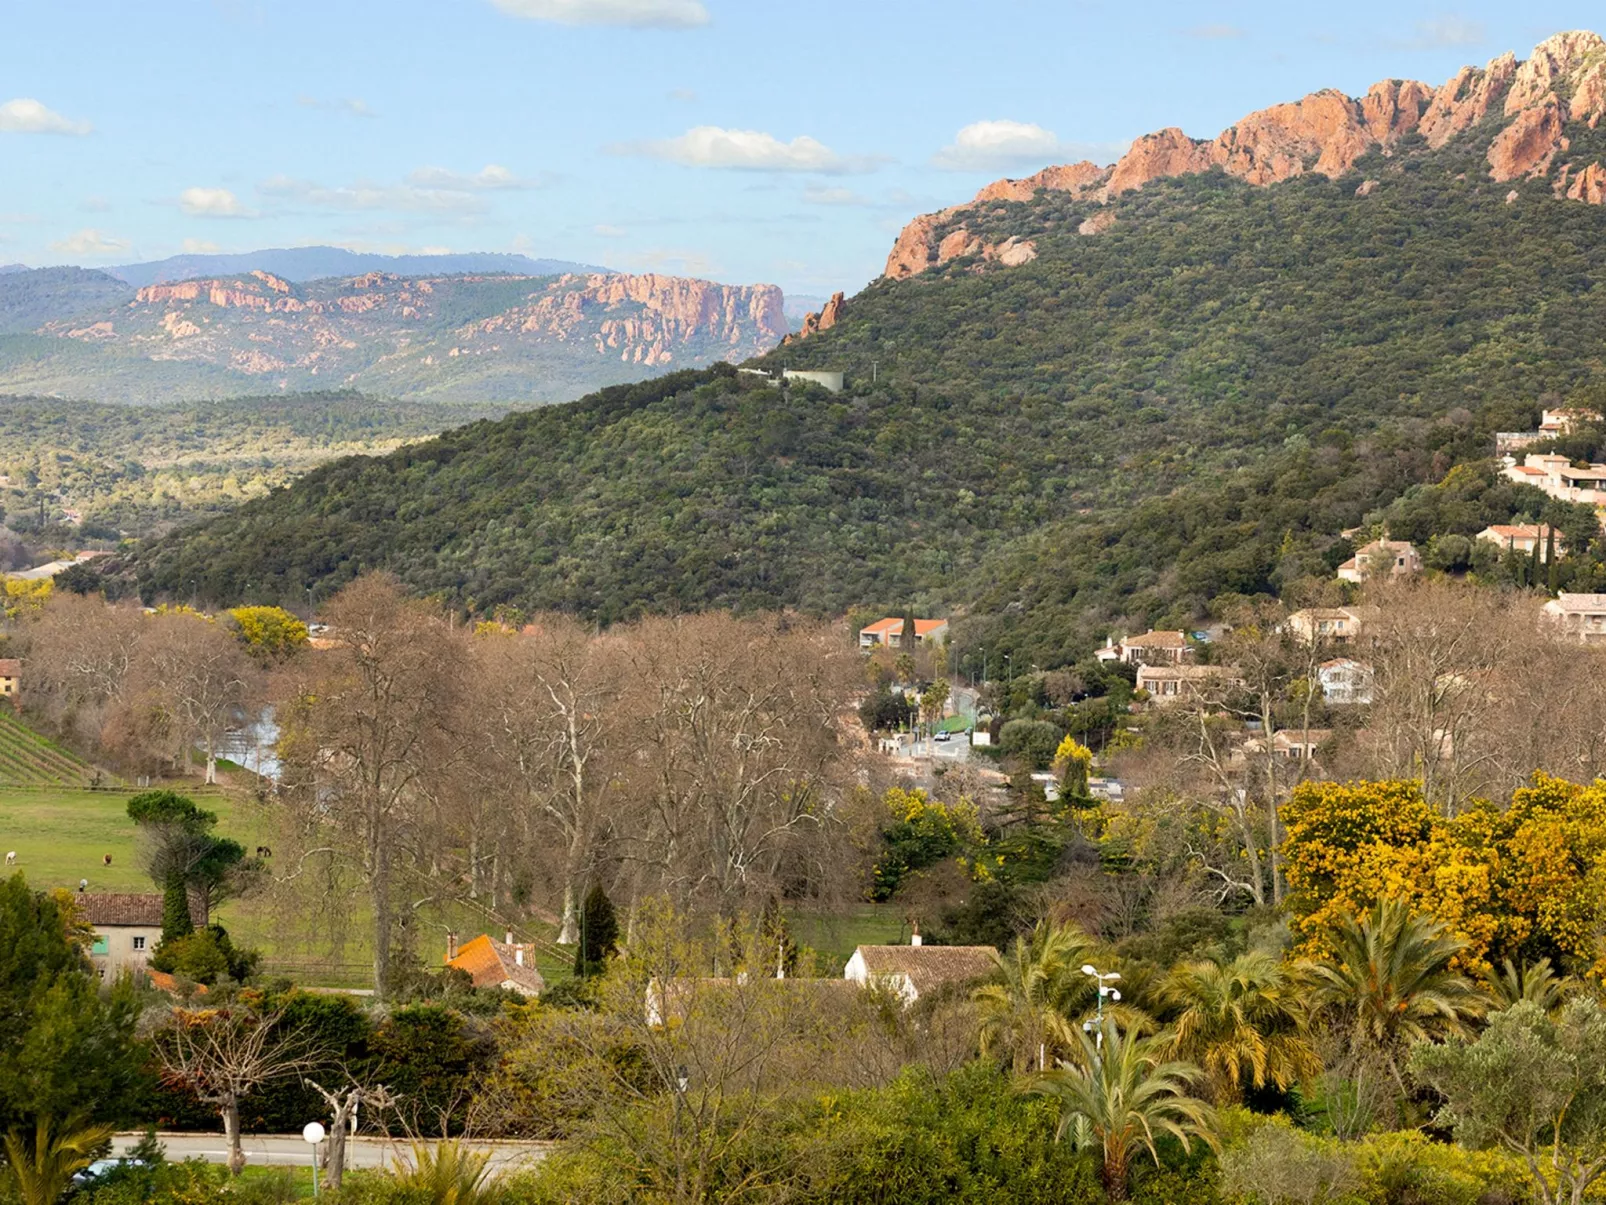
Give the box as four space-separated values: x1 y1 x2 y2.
883 30 1606 281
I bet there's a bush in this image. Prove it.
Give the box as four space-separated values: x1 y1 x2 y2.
998 720 1063 770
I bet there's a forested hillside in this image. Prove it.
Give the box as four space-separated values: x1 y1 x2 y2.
0 392 510 539
128 150 1606 659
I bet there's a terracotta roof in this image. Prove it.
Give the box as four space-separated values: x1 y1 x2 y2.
1123 630 1187 648
0 659 19 677
1137 664 1241 681
1480 524 1559 542
1548 593 1606 612
860 617 948 637
81 893 165 927
1511 466 1547 476
446 934 545 996
851 944 998 995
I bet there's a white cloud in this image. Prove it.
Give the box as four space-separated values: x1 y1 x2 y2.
932 120 1069 172
180 187 253 217
406 164 546 190
296 95 378 117
50 229 129 257
490 0 709 28
1410 16 1485 48
802 185 871 207
258 175 488 214
620 125 878 173
181 238 222 254
593 224 628 237
0 98 92 136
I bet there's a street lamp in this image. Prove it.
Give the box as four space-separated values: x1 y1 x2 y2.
302 1122 325 1198
1080 964 1122 1060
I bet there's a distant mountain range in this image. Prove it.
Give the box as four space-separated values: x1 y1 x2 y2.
101 246 607 289
0 260 789 404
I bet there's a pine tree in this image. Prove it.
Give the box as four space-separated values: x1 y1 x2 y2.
901 607 917 654
573 882 618 978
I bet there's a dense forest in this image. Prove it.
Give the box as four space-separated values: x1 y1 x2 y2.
0 392 511 540
131 146 1606 660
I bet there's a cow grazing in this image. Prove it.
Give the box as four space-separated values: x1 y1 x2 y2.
256 846 272 859
4 851 14 866
103 854 112 866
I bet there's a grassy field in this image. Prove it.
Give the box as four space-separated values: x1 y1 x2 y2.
0 785 909 987
0 785 244 892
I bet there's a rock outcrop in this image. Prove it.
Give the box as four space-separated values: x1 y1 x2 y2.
784 291 846 344
880 30 1606 283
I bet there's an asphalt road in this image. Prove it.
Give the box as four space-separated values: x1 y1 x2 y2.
112 1133 551 1173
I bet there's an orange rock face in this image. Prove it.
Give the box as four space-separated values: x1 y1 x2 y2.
1565 162 1606 204
877 30 1606 283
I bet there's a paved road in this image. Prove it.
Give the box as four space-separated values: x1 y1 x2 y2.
112 1133 551 1173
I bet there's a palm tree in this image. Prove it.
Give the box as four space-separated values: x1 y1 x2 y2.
973 921 1098 1073
1163 949 1322 1104
1302 899 1488 1089
1030 1019 1216 1200
1486 957 1572 1013
4 1116 117 1205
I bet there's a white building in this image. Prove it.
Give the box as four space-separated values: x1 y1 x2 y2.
1318 658 1374 705
843 940 998 1006
1336 540 1421 583
1542 593 1606 644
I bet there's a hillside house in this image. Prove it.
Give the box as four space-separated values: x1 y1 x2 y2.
843 939 998 1006
1476 524 1565 561
858 617 949 650
1118 631 1194 666
1136 663 1244 703
1318 658 1373 705
1503 454 1606 508
1336 540 1421 583
1285 606 1377 645
1495 408 1602 453
81 893 203 982
445 932 545 997
0 658 20 700
1242 729 1333 761
1542 593 1606 644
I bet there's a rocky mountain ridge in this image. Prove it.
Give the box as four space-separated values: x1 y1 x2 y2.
0 268 788 404
878 30 1606 285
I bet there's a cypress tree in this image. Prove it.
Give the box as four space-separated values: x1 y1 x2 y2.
573 882 618 978
161 876 194 943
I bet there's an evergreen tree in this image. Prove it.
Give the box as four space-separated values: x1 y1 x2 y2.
901 607 918 655
573 882 619 978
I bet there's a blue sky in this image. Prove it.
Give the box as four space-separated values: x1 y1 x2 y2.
1 0 1601 296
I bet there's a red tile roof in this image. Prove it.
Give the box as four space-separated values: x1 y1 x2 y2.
81 892 203 928
446 934 546 996
860 617 948 637
0 659 20 677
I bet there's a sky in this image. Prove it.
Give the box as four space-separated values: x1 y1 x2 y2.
2 0 1602 298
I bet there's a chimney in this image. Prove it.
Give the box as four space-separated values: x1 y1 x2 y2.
505 929 514 945
911 927 922 948
514 946 524 966
446 932 458 962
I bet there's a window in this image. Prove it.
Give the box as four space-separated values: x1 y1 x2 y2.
132 936 146 951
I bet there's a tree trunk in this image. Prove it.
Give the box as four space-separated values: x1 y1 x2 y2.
372 833 393 998
558 881 578 946
223 1098 245 1175
324 1101 351 1192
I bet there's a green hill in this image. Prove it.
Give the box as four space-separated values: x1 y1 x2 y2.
128 104 1606 660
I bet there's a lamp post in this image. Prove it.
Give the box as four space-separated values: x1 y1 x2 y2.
1080 964 1122 1063
302 1122 325 1198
